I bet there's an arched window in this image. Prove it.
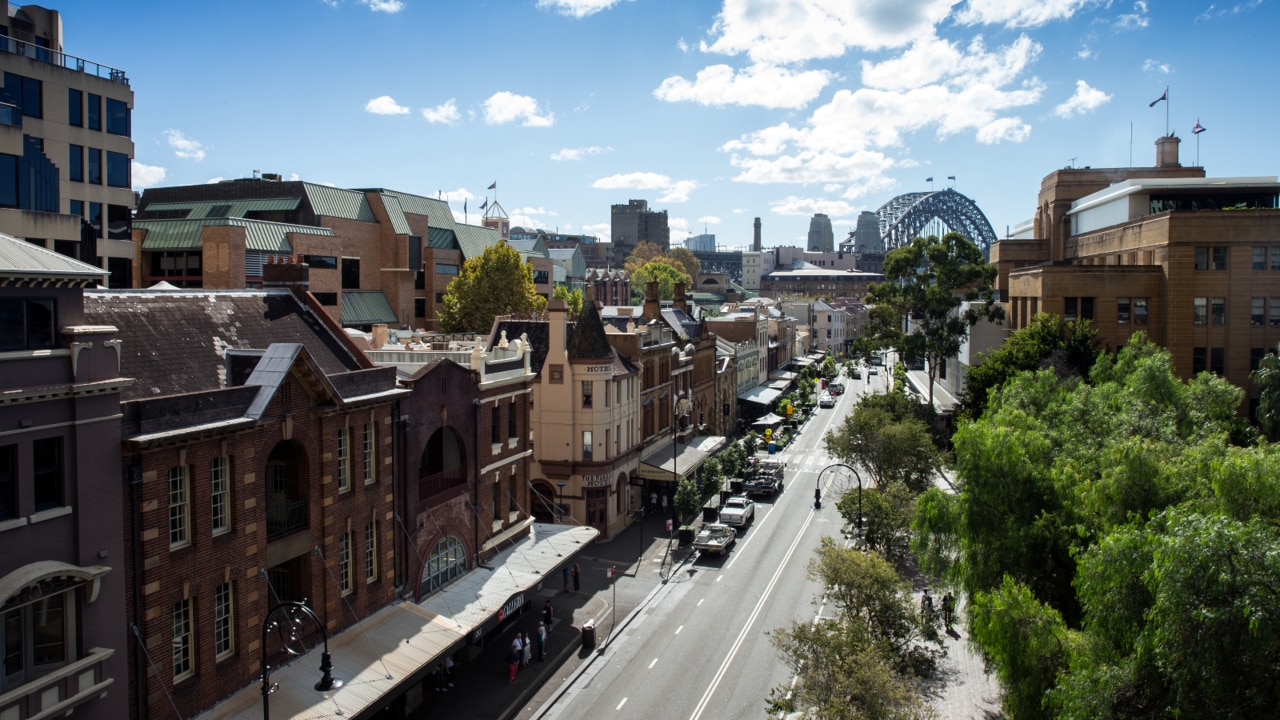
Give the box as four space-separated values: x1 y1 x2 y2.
419 536 467 599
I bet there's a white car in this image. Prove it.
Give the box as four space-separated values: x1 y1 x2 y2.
718 496 755 527
819 393 835 408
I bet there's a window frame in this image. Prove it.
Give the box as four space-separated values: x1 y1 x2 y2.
213 582 234 659
365 521 377 584
1211 297 1226 326
339 527 353 595
337 427 351 492
32 436 64 512
68 144 83 182
1116 297 1131 324
172 597 193 681
67 88 82 127
1193 297 1207 325
210 456 229 535
0 444 14 520
582 430 593 461
363 422 376 486
168 465 190 549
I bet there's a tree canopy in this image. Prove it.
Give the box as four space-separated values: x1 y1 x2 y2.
437 242 547 333
912 334 1280 719
824 390 940 494
860 232 1001 408
552 285 583 317
630 260 691 302
1252 340 1280 439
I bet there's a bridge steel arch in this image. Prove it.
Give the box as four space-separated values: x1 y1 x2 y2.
874 188 998 254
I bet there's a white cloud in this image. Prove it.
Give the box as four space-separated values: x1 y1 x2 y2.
163 129 206 161
359 0 404 12
1143 58 1171 74
668 217 690 236
580 222 610 237
482 92 555 127
131 161 166 189
536 0 623 18
592 172 699 203
512 206 555 216
702 0 957 63
1054 79 1111 117
551 145 609 161
365 95 410 115
421 99 460 124
1116 1 1149 28
205 177 224 184
1197 0 1263 21
956 0 1091 28
770 196 859 218
697 216 722 225
289 173 300 181
653 63 833 110
976 116 1031 143
1077 46 1093 59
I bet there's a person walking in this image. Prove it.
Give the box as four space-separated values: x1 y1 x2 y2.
512 636 523 674
522 632 532 668
444 655 455 687
543 600 554 627
435 662 449 693
536 621 547 661
650 490 658 515
660 493 668 514
942 591 955 630
507 646 520 684
571 563 581 592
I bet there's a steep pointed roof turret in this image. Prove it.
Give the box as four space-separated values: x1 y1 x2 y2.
567 300 613 359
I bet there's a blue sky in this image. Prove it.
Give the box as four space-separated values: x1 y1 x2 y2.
59 0 1277 249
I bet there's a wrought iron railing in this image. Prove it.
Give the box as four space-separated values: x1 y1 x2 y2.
266 497 308 539
418 464 464 499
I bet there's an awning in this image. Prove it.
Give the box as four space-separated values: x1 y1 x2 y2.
905 369 958 414
751 413 786 428
769 369 798 382
738 384 785 406
637 435 728 481
195 523 598 720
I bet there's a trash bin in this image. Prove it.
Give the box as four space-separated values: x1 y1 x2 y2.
582 621 596 648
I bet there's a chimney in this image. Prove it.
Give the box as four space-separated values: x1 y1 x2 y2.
673 282 688 313
643 281 660 320
371 323 388 348
262 256 310 290
1155 135 1181 168
753 217 761 252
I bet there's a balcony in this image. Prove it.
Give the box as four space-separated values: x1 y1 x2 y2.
0 646 114 720
418 464 464 500
1 36 129 85
266 497 308 540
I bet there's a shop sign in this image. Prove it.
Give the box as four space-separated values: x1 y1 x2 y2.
581 473 612 487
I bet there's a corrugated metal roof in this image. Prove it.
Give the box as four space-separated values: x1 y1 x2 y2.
426 226 457 249
341 290 398 326
379 190 450 223
0 232 107 280
377 193 412 235
144 197 300 219
135 218 333 252
453 224 503 261
303 184 376 222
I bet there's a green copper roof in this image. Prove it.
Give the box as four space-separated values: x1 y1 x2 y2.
135 218 333 252
144 197 300 219
377 193 412 235
341 290 398 327
303 184 376 222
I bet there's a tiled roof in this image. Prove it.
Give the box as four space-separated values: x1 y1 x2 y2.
491 319 554 373
341 290 398 327
135 217 333 252
303 183 377 222
0 232 107 284
567 301 614 360
84 288 364 401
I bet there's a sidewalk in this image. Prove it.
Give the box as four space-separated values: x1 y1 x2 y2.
416 510 685 720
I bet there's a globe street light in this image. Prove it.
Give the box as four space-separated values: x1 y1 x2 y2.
260 600 340 720
556 481 567 524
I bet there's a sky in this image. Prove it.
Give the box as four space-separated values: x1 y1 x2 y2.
56 0 1278 250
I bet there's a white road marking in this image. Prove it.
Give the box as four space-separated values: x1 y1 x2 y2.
616 698 628 711
715 575 723 582
697 598 704 607
648 658 658 670
675 625 684 635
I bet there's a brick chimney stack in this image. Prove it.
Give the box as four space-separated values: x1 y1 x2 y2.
673 282 688 313
753 217 761 251
643 281 660 320
262 256 310 290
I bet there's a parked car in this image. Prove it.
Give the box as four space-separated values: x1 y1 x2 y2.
692 523 737 555
829 382 845 395
819 393 835 408
718 496 755 527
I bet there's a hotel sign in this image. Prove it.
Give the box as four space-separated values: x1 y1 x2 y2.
582 365 612 374
581 473 612 487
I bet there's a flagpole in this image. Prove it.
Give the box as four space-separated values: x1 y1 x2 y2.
1196 118 1201 167
1164 85 1169 137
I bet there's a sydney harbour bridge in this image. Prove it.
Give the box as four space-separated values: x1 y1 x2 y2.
871 188 998 254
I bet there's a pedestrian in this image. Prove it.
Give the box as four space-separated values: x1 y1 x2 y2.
543 600 554 627
522 631 532 667
435 662 449 693
536 621 547 661
507 647 520 684
921 588 933 618
512 635 523 674
572 563 581 592
650 490 658 515
660 493 668 513
942 591 955 630
562 565 570 592
444 654 455 687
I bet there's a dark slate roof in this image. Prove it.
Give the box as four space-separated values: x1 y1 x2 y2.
85 289 364 401
661 307 702 341
567 301 613 360
491 319 555 374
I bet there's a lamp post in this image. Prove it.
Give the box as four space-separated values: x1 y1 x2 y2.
260 600 341 720
556 481 567 524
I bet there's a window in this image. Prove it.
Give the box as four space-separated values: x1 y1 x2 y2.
172 598 193 680
337 428 350 492
583 430 593 461
69 199 82 219
1253 298 1266 326
434 262 459 275
105 98 130 136
491 406 499 444
108 204 130 240
0 445 14 520
86 148 101 185
1254 247 1267 270
1195 247 1208 270
508 400 516 439
87 202 101 239
68 88 82 126
313 292 337 306
1080 297 1095 321
213 583 234 659
1211 297 1226 326
86 93 100 130
68 144 83 182
363 422 375 485
582 380 593 408
491 480 500 521
2 592 70 687
435 292 444 304
365 522 377 583
1210 348 1224 375
1272 298 1280 327
31 436 63 512
0 298 56 351
1117 297 1131 324
414 297 426 318
1193 297 1207 325
419 536 467 598
1212 247 1227 270
1064 297 1077 322
169 465 189 548
0 153 15 208
341 258 360 289
4 73 41 118
300 254 337 269
106 151 129 187
1252 348 1267 372
339 528 353 595
1192 347 1207 375
211 456 229 535
507 475 516 515
1272 247 1280 271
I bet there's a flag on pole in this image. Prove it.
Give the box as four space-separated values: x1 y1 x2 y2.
463 198 467 214
1192 120 1206 135
488 181 497 190
480 198 488 210
925 176 933 182
1149 89 1167 107
947 176 956 180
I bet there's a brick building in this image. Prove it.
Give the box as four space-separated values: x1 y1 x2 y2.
611 198 669 260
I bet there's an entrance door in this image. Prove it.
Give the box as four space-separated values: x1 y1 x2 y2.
585 487 608 534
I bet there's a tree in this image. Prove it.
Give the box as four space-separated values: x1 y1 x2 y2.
861 233 1002 409
673 476 701 524
768 539 942 719
438 242 547 333
1251 340 1280 440
957 313 1098 421
824 396 940 493
552 285 583 317
630 260 691 302
667 246 701 280
622 240 665 276
841 481 917 564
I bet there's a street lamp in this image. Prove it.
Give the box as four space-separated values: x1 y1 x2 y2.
260 600 341 720
556 481 567 524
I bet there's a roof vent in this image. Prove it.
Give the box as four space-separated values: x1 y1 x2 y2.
262 173 282 182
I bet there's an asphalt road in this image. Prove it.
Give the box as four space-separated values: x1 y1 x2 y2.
530 368 874 720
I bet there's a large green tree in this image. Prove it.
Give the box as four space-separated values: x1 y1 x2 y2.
860 232 1001 408
552 285 583 317
438 242 547 333
630 260 691 302
824 392 940 493
1251 340 1280 439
